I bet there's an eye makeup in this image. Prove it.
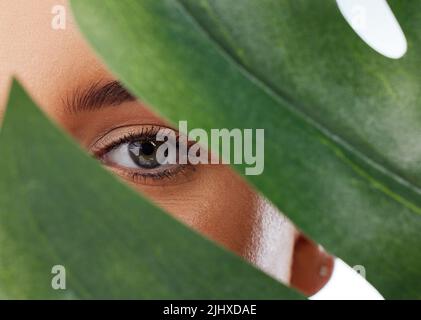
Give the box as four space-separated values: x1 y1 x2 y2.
90 124 197 185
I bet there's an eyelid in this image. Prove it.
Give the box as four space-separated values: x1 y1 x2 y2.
89 124 176 157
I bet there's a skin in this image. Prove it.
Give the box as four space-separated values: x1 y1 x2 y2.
0 0 332 295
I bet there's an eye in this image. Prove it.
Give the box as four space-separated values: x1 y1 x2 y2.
105 139 165 169
90 125 194 185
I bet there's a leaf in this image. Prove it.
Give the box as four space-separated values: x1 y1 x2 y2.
70 0 421 298
0 80 301 299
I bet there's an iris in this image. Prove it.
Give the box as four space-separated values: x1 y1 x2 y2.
128 140 162 169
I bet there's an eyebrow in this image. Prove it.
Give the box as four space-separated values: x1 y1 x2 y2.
64 80 136 114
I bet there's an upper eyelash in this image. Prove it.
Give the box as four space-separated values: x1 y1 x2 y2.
94 125 164 157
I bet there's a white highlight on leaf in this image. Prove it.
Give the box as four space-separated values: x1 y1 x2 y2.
336 0 407 59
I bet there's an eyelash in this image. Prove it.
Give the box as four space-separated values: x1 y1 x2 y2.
128 165 192 183
94 126 163 157
91 125 192 183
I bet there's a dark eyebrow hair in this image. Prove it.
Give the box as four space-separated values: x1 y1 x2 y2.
63 80 136 114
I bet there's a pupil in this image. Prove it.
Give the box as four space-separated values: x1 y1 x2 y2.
140 141 155 156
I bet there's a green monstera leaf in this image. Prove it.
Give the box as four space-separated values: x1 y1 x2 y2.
0 80 301 299
70 0 421 299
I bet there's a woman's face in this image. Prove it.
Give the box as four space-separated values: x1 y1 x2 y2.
0 0 332 295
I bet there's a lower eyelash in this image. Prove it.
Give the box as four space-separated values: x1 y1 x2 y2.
125 164 195 184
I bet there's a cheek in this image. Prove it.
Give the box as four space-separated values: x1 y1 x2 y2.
130 164 296 284
131 165 258 256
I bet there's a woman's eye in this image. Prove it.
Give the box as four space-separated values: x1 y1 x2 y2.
90 125 195 185
104 139 165 170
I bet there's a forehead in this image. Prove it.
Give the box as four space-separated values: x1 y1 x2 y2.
0 0 110 119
